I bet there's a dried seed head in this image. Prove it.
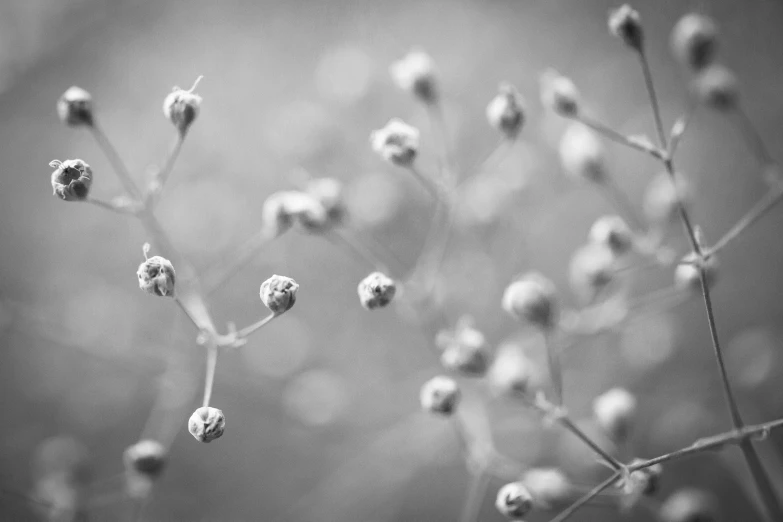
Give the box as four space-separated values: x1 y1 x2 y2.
49 159 93 201
419 375 460 415
522 467 571 508
624 459 662 496
569 243 616 301
609 5 644 50
671 14 719 71
306 177 346 227
559 123 606 183
370 118 420 167
693 64 738 111
390 50 438 104
57 86 94 127
495 481 534 519
540 69 580 117
643 171 691 225
136 243 176 297
122 440 167 479
188 406 226 443
502 272 558 329
437 317 489 376
260 274 299 315
593 387 637 441
660 488 718 522
589 215 634 256
486 83 526 138
163 77 203 135
675 253 718 292
357 271 396 310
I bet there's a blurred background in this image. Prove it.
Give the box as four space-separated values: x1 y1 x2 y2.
2 0 783 520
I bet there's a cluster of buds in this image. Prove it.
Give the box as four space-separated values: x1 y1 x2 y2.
260 274 299 315
163 77 203 135
188 406 226 443
502 272 558 330
559 123 606 183
261 179 346 237
540 69 580 117
436 317 490 376
390 50 438 104
675 253 718 292
49 159 93 201
370 118 420 167
495 481 534 519
357 271 396 310
486 83 526 138
57 86 94 127
136 243 176 297
593 387 637 441
419 375 460 415
123 440 167 479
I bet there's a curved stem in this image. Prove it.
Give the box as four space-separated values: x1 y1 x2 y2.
90 123 142 200
236 312 277 339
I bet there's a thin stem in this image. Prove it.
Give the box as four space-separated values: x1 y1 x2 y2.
556 415 623 471
734 107 775 168
329 230 389 274
235 312 277 339
543 330 564 406
600 175 645 231
577 114 663 159
174 296 205 331
407 164 445 203
548 471 621 522
668 102 697 159
458 138 514 189
706 186 783 257
91 123 143 200
85 196 135 215
203 229 277 296
637 50 667 149
459 467 490 522
149 133 185 206
739 440 783 521
202 342 218 408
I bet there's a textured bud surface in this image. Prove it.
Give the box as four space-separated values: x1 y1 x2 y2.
163 78 202 134
593 387 637 440
495 481 534 519
123 440 167 479
260 274 299 314
188 406 226 443
486 83 526 138
357 271 396 310
390 50 438 103
502 272 558 329
137 247 176 297
419 375 460 415
57 86 94 127
49 159 93 201
540 69 580 116
671 14 718 71
370 118 420 167
608 5 643 50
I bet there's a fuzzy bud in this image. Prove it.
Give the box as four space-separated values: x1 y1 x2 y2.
540 69 580 117
486 83 526 138
136 243 176 297
560 123 606 183
122 440 167 479
495 481 534 519
260 274 299 314
675 253 718 292
57 86 94 127
502 272 558 329
569 243 616 301
261 191 328 236
671 14 719 71
660 488 718 522
390 50 438 104
624 459 662 496
608 5 644 50
188 406 225 443
488 343 534 398
306 177 347 227
436 317 489 376
163 77 202 135
693 64 738 111
589 215 634 256
357 271 396 310
594 387 637 441
522 467 571 508
370 118 420 167
419 375 460 415
49 159 93 201
643 171 691 225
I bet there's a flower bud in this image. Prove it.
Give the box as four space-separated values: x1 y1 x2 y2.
390 50 438 104
436 317 489 376
260 274 299 314
488 342 534 398
675 253 718 292
49 159 93 201
593 387 636 441
188 406 226 443
569 243 615 301
522 467 571 508
370 118 420 167
692 64 738 111
589 215 634 256
495 481 534 519
671 14 718 71
163 77 202 135
559 123 606 183
419 375 460 415
357 271 396 310
486 83 526 138
624 459 662 496
261 191 312 237
643 171 691 225
136 243 176 297
660 488 718 522
608 5 644 50
502 272 558 329
57 86 94 127
306 177 346 226
122 440 167 479
540 69 580 117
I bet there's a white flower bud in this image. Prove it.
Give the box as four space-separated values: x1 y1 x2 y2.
671 14 719 71
495 481 534 519
559 123 606 183
488 343 534 398
437 318 489 376
357 271 396 310
486 83 525 138
593 387 637 440
675 253 718 292
390 50 438 104
306 177 346 227
136 243 175 297
643 171 691 225
502 272 558 329
624 459 662 496
540 69 580 117
660 488 718 522
123 440 167 479
57 86 94 127
260 274 299 314
419 375 460 415
693 64 738 111
589 215 634 256
49 159 93 201
188 406 226 443
522 467 571 508
608 5 643 50
569 243 616 301
163 77 202 135
370 118 420 167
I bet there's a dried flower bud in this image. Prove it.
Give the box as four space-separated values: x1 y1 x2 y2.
593 387 637 441
540 69 580 117
57 86 94 127
486 83 526 138
643 171 691 225
262 190 327 236
188 406 226 443
495 481 534 519
675 253 718 292
609 5 644 50
569 243 616 301
693 64 738 111
357 271 396 310
260 274 299 314
122 440 167 479
671 14 719 71
660 488 718 522
163 76 202 135
589 215 634 256
136 243 176 297
390 50 438 104
624 459 662 496
437 317 489 376
488 343 534 398
560 123 606 183
370 118 420 167
502 272 558 329
49 159 93 201
419 375 460 415
522 467 571 508
306 177 346 226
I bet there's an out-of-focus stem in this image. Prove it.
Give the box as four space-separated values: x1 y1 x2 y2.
202 341 218 408
637 50 667 149
543 330 564 406
149 133 185 206
459 467 490 522
549 471 621 522
577 114 663 159
328 229 390 274
203 229 278 296
706 186 783 257
90 123 143 200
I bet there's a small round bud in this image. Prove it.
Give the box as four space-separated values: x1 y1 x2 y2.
261 191 328 236
569 243 616 301
624 459 662 496
671 14 719 71
502 272 558 329
675 253 718 292
370 118 420 167
486 83 526 138
260 274 299 314
522 467 571 508
589 215 634 256
488 343 534 398
436 318 489 376
357 271 396 310
136 243 176 297
49 159 93 201
188 406 226 443
643 171 691 225
593 387 637 441
306 177 346 227
559 123 606 183
390 50 438 104
57 86 94 127
122 440 167 479
608 5 644 50
419 375 460 415
660 488 718 522
163 76 202 135
692 64 738 111
495 481 534 519
540 69 580 117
